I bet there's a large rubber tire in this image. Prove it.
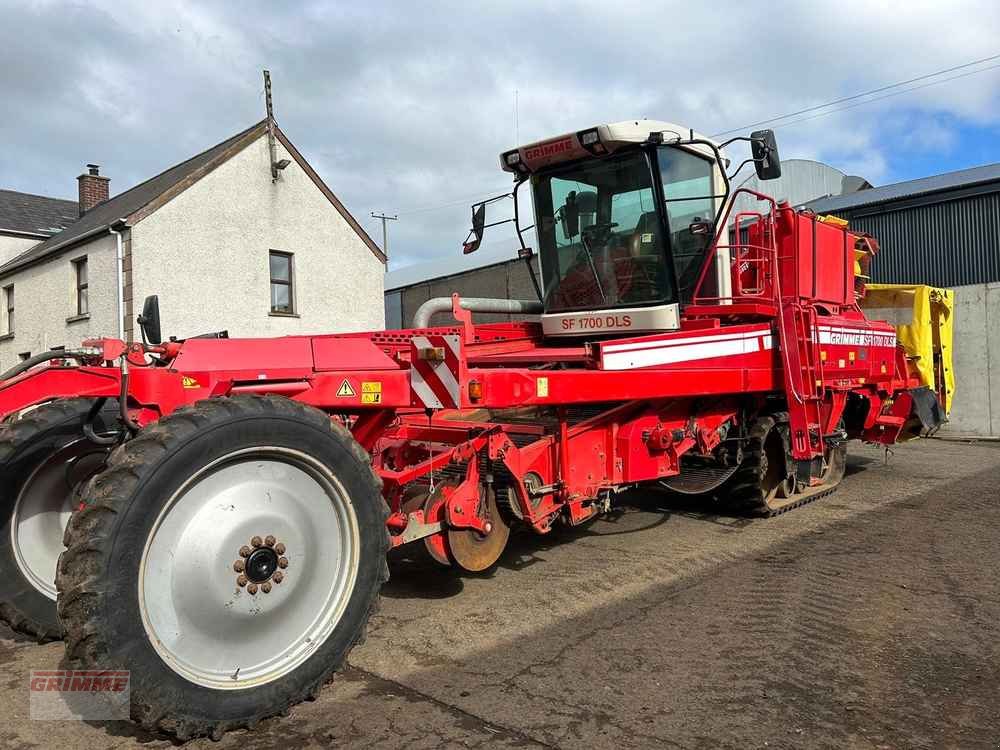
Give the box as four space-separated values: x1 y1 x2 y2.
0 399 117 641
56 395 389 740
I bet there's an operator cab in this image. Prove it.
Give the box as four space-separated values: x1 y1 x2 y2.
470 120 780 337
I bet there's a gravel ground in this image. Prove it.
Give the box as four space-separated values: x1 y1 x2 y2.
1 438 998 749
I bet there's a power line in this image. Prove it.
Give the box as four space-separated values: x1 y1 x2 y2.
751 61 1000 133
393 54 1000 222
712 52 1000 137
394 187 513 216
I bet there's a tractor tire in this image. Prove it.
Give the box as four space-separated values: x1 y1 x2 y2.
0 399 117 641
56 395 389 740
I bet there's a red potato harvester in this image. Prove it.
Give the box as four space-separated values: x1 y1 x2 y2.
0 120 949 739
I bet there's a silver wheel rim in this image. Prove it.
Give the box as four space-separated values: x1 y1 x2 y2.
11 439 104 600
138 447 360 690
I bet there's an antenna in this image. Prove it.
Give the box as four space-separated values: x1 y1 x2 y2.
514 88 519 145
263 70 289 181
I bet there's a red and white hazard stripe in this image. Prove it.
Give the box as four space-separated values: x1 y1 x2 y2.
410 335 461 409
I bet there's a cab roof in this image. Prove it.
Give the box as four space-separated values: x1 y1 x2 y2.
500 119 721 175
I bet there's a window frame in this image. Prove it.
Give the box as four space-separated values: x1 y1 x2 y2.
72 256 89 316
3 284 13 335
268 250 296 316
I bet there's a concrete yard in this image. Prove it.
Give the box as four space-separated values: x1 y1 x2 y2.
2 438 999 749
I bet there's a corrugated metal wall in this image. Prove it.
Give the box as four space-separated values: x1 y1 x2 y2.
841 192 1000 287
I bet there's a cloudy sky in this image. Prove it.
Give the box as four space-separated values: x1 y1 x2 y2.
2 0 999 269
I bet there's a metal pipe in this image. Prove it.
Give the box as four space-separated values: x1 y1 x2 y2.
412 297 543 328
108 223 125 341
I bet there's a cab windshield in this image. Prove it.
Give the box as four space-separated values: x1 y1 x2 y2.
532 149 674 313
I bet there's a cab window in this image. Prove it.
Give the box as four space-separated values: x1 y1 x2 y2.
658 147 715 303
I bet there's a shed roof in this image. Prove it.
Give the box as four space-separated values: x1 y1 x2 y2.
0 189 78 238
804 162 1000 214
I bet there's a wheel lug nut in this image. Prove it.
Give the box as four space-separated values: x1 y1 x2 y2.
248 583 258 595
261 582 272 594
233 560 245 572
265 535 276 547
251 535 263 548
273 571 284 584
237 574 248 587
239 546 252 558
274 543 286 555
278 557 289 569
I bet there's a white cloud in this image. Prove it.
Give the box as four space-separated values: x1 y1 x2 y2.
2 0 999 267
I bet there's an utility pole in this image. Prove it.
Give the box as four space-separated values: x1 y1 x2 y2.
371 212 397 262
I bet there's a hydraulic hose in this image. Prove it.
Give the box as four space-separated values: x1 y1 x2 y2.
0 349 87 382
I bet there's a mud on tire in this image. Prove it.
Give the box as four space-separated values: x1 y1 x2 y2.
0 399 117 641
56 395 389 740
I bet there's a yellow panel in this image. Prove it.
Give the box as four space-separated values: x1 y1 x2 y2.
862 284 954 415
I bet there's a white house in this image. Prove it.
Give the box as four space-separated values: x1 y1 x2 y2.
0 119 386 368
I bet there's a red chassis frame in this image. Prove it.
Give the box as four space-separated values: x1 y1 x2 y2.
0 196 924 549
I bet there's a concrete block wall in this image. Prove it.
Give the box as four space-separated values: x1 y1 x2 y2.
944 282 999 437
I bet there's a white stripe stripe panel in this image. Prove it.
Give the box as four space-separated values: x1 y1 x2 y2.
410 335 443 408
410 373 443 409
603 335 774 371
430 358 460 406
602 326 773 354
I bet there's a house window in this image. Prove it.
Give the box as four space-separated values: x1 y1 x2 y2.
269 251 295 314
18 351 30 361
3 285 13 335
73 257 89 315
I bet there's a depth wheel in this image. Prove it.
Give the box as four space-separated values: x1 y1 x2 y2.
56 395 389 740
0 399 116 641
447 485 510 573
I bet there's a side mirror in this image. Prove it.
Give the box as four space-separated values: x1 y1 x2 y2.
750 129 781 180
463 203 486 254
137 295 162 345
562 191 580 238
688 219 713 236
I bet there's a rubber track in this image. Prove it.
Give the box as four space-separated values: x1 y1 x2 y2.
721 414 841 518
0 398 102 642
56 395 390 741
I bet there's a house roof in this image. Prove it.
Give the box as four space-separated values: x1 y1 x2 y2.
0 118 384 278
804 162 1000 214
0 189 78 238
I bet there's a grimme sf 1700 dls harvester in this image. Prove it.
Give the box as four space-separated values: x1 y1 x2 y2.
0 121 949 738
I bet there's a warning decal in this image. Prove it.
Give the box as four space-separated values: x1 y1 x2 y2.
336 379 356 398
181 376 201 389
361 381 382 404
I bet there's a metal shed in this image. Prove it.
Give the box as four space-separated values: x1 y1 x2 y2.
805 163 1000 288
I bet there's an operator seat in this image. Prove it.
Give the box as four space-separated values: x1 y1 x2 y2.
618 212 667 303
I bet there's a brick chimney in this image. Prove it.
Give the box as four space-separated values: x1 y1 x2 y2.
77 164 110 215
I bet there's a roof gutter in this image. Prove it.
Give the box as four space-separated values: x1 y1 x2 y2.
0 228 53 240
